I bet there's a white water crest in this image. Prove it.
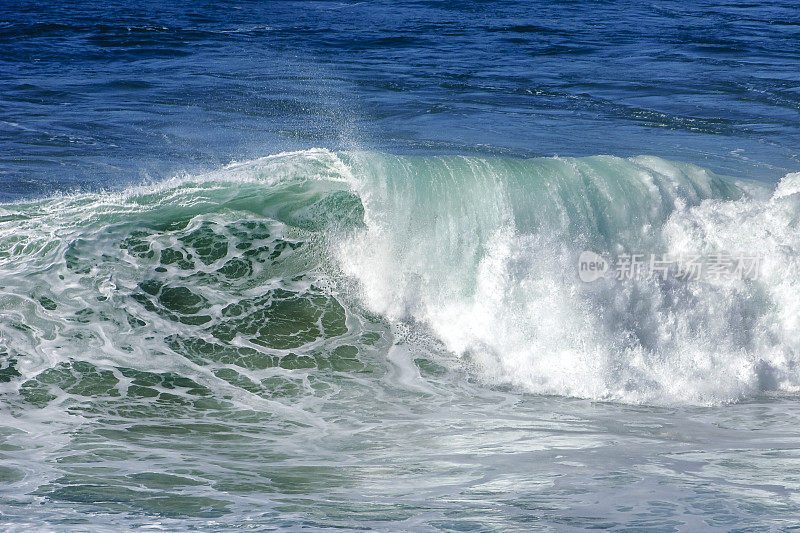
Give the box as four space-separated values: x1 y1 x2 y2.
336 152 800 404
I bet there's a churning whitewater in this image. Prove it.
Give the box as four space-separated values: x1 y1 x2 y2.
1 149 798 407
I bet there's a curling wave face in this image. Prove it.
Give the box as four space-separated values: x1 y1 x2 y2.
1 148 800 408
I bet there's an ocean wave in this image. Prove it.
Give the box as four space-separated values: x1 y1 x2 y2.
1 149 798 405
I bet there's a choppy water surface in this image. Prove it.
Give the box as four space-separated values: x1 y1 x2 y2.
2 0 800 199
2 1 800 531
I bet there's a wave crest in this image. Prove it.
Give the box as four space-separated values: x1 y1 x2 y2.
2 149 798 405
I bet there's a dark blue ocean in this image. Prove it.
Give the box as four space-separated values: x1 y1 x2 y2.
3 0 799 199
2 1 800 531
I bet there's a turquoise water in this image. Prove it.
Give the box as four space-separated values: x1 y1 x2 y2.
2 150 800 530
3 0 800 530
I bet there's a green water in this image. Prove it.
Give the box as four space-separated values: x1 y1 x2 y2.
2 150 800 530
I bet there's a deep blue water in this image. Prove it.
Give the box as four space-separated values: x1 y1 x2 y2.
2 0 799 200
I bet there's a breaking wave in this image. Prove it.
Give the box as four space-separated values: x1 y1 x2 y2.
2 148 799 405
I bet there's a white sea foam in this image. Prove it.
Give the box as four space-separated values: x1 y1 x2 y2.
2 149 798 405
336 152 800 404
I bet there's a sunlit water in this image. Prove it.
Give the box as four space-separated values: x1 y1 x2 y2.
2 1 800 531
